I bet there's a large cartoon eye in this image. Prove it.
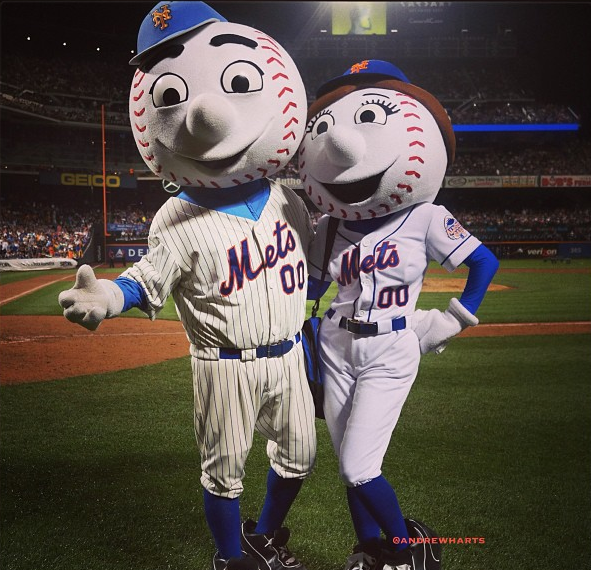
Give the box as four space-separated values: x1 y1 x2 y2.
221 61 264 93
150 73 188 108
306 109 335 139
354 100 398 125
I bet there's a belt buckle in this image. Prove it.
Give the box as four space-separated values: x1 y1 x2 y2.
346 319 364 333
348 319 378 335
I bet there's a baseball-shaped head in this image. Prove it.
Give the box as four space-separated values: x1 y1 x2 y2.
129 1 306 188
299 60 455 220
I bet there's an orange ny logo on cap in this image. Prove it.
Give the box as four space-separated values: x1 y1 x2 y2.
152 4 172 30
350 60 369 74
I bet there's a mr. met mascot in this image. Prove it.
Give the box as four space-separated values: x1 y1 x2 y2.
59 3 316 570
302 60 499 570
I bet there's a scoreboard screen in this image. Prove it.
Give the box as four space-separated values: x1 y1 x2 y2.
332 2 387 35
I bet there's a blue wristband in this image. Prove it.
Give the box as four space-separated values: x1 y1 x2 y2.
459 245 499 314
114 276 147 312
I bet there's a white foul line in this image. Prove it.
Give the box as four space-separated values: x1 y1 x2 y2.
0 273 75 307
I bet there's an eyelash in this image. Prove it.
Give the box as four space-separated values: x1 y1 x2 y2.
362 98 397 114
306 109 333 133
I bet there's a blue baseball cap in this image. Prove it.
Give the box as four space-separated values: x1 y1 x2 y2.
316 60 410 98
130 1 227 65
309 59 456 165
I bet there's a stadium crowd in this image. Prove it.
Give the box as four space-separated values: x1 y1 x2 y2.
449 140 591 176
2 192 589 260
455 207 591 242
0 202 98 259
0 54 581 127
108 208 156 241
2 49 590 260
304 202 590 241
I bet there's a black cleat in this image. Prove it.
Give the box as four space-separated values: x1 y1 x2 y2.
241 519 307 570
381 519 442 570
342 542 381 570
380 546 414 570
212 551 260 570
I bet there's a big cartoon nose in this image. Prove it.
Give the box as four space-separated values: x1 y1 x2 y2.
324 125 366 168
186 93 237 144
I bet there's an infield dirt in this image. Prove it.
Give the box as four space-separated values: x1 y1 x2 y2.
1 270 589 385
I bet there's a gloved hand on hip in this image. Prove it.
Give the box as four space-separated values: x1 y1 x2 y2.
412 297 479 355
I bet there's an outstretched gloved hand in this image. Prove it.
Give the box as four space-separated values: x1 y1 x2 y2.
58 264 124 331
411 297 479 355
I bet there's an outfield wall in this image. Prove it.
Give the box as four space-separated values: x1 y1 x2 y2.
480 242 590 260
104 241 591 264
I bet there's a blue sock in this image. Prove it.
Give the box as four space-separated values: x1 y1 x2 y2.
203 490 242 559
255 468 303 535
347 486 382 549
348 476 409 550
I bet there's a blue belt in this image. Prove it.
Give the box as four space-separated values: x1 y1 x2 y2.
326 308 406 336
219 333 301 359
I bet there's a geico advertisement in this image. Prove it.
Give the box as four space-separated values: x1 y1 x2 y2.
40 172 137 189
62 173 122 187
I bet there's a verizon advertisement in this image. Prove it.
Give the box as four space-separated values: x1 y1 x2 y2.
485 242 591 259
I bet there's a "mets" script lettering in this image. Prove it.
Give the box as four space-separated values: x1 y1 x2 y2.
337 241 400 286
220 220 297 296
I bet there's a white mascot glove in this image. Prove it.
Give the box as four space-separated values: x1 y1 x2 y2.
412 297 479 355
58 265 124 331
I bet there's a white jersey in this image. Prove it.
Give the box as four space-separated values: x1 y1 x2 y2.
122 179 313 355
308 202 481 323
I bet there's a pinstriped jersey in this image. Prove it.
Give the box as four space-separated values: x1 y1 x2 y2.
308 202 481 322
121 179 313 350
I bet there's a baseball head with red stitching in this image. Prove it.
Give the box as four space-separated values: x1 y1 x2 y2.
299 59 455 220
129 2 306 189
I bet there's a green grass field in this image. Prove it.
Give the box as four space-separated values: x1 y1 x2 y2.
1 260 590 570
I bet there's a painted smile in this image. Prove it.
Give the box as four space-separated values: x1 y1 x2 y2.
323 171 385 204
156 138 255 172
195 149 247 170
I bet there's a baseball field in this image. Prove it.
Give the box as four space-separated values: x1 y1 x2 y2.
1 259 590 570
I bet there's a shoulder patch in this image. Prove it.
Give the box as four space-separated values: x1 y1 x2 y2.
444 215 469 240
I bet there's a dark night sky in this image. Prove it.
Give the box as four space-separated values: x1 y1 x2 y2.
2 2 590 57
1 1 590 118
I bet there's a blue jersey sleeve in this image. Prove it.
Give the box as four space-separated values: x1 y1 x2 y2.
114 276 147 312
459 244 499 314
